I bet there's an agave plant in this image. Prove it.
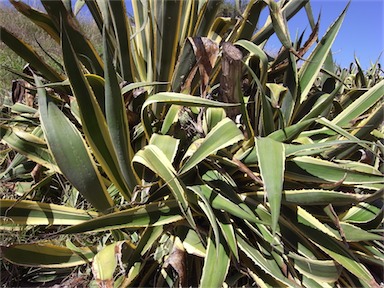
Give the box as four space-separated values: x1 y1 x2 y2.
1 0 383 287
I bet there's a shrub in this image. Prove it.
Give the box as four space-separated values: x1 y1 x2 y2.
1 0 383 287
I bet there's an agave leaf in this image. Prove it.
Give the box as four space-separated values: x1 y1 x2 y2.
0 158 35 181
61 23 132 199
141 92 237 138
10 0 60 42
121 81 169 96
244 189 377 206
41 0 104 75
130 0 150 81
149 134 180 163
298 206 341 240
171 38 198 93
237 233 299 287
256 137 285 235
161 105 182 134
103 26 138 193
215 211 239 260
298 2 349 103
354 250 384 269
0 126 59 173
299 224 377 286
188 185 261 224
235 0 265 41
284 140 362 157
152 0 184 88
208 17 236 43
339 222 382 242
268 1 292 51
289 156 384 189
92 240 135 284
1 243 95 268
199 229 230 288
0 199 99 226
108 0 134 82
236 40 268 86
180 228 206 258
191 183 221 253
203 107 226 133
79 74 105 116
36 76 114 213
133 145 196 230
340 202 383 224
349 102 384 139
333 80 384 128
180 118 244 174
252 0 308 45
10 103 38 114
60 200 182 234
142 92 237 110
281 55 299 125
193 0 223 37
117 226 165 287
0 27 64 84
268 119 315 142
289 252 342 283
298 84 342 123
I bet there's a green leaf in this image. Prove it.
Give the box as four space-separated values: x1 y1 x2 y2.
36 76 114 213
10 0 60 42
289 156 384 189
289 252 342 283
268 1 292 50
244 189 376 206
299 225 377 286
190 183 221 255
108 0 134 82
141 92 238 139
152 0 184 86
1 243 95 268
0 27 64 83
92 240 135 282
60 200 182 234
341 202 383 224
255 137 285 235
188 185 261 225
103 26 138 194
0 126 59 173
236 40 268 86
133 145 196 230
216 211 239 260
340 222 382 242
268 119 315 142
0 199 99 226
237 233 298 287
61 22 132 199
298 2 349 103
332 80 384 128
180 118 244 174
41 0 104 75
149 134 180 163
203 107 226 133
252 0 308 45
199 229 230 288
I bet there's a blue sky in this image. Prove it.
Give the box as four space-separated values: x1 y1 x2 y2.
263 0 383 69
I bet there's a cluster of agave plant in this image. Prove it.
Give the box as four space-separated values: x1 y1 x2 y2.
0 0 383 287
